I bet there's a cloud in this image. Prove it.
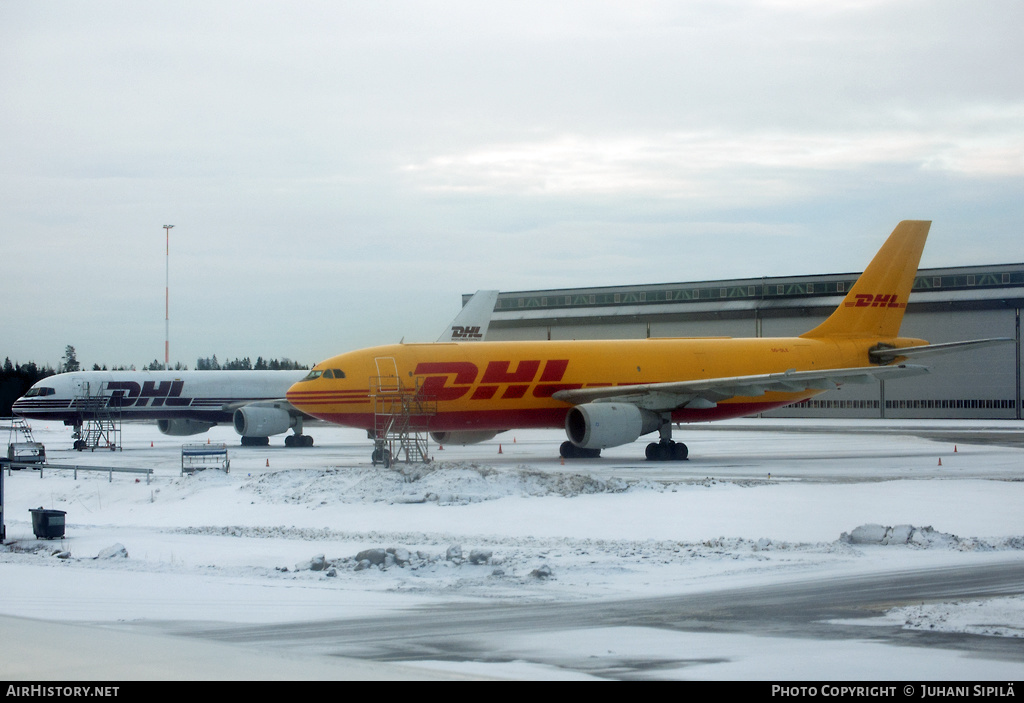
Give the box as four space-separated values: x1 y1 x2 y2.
401 115 1024 202
2 1 1023 366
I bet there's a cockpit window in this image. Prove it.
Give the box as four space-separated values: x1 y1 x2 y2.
301 369 343 382
24 387 55 397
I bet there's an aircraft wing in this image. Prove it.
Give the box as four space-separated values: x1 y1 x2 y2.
221 398 311 418
869 338 1013 363
551 364 930 412
222 398 287 411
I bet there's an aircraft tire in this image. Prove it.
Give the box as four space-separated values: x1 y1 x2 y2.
560 441 601 459
672 442 689 461
285 435 295 448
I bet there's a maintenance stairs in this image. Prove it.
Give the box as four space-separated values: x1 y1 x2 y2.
72 381 122 451
370 376 436 468
3 416 37 444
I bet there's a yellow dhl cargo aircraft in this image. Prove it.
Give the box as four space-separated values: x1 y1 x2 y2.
287 221 1006 463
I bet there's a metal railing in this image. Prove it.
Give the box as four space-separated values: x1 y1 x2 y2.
3 461 153 483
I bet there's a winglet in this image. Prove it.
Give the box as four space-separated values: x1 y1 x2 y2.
437 290 499 342
801 221 930 340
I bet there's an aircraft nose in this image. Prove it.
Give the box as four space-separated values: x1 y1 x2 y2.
285 382 318 414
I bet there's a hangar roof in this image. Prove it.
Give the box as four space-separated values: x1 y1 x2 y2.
471 263 1024 325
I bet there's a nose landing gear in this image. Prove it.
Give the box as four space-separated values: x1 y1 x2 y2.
371 445 392 469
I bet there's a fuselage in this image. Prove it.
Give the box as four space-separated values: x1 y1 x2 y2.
13 370 306 425
286 335 922 433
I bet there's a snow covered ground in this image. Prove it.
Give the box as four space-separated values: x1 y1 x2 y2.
1 418 1023 680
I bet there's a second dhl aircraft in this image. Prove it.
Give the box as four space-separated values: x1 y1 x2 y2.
287 221 1006 464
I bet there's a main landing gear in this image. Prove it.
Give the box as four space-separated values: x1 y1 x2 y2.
240 433 314 447
559 435 688 462
285 433 314 448
645 440 688 461
646 417 688 461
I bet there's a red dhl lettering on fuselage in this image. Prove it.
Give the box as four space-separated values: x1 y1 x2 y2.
414 359 578 401
845 293 905 308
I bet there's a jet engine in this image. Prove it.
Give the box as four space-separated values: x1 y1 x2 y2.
429 430 501 445
157 419 216 436
564 402 662 449
232 405 296 438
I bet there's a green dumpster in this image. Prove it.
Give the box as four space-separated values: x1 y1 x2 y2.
30 508 66 539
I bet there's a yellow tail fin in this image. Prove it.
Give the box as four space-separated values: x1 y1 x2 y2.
801 220 930 340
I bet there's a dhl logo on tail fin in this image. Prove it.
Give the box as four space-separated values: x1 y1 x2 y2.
801 220 930 340
846 293 906 309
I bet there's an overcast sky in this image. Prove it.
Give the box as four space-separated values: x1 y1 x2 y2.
3 0 1022 371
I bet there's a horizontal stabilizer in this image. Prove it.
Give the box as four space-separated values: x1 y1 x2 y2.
870 338 1013 363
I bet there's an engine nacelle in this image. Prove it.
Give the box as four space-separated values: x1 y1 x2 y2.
564 402 662 449
429 430 501 445
232 405 296 438
157 419 216 436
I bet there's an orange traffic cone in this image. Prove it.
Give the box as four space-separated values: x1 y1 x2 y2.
938 457 942 466
954 445 958 453
439 444 444 450
266 458 270 467
498 444 503 454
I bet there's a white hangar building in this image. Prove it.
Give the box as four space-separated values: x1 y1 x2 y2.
471 262 1024 420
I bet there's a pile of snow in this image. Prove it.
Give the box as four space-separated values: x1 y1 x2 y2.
836 596 1024 640
293 544 502 574
884 597 1024 638
841 523 1024 551
95 543 129 559
151 519 1022 602
242 461 638 505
